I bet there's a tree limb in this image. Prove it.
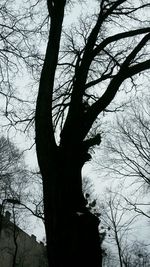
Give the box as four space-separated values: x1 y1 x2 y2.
93 28 150 58
82 33 150 139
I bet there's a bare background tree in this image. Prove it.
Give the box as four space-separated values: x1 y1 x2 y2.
0 134 44 240
96 92 150 216
0 136 29 203
82 178 150 267
93 91 150 265
101 93 150 187
0 0 48 133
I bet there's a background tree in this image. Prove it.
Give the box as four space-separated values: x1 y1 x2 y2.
103 240 150 267
35 1 150 267
98 190 140 267
0 134 45 241
97 190 150 267
124 241 150 267
102 93 150 188
97 93 150 217
0 0 47 224
0 0 47 132
82 176 150 267
0 136 28 203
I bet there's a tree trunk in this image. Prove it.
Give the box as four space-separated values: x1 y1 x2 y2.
43 148 102 267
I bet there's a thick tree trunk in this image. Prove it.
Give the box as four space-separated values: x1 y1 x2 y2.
43 149 102 267
45 207 101 267
35 1 103 265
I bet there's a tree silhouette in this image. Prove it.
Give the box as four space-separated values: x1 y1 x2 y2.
35 1 150 267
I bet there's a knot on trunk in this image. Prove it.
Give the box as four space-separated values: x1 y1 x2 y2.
81 133 101 165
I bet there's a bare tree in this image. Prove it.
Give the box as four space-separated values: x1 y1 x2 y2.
99 190 140 267
101 94 150 189
0 0 48 132
122 241 150 267
34 1 150 266
97 190 150 267
0 135 45 240
96 93 150 221
0 136 28 203
103 241 150 267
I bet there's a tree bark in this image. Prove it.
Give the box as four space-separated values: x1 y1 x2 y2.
43 147 102 267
